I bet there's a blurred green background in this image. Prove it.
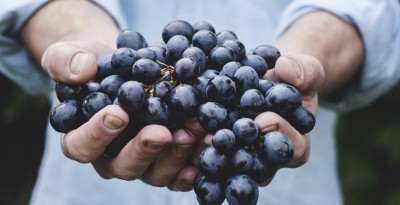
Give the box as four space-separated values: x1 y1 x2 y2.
0 72 400 205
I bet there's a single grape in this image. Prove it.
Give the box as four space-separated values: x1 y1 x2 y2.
212 129 236 154
96 53 114 81
208 46 237 71
226 109 242 130
265 83 301 116
49 100 85 133
166 35 191 65
194 177 225 205
200 69 220 79
225 175 258 205
286 106 316 134
222 39 246 61
249 151 277 184
162 20 195 43
197 102 228 133
240 54 269 77
85 81 100 94
231 148 253 174
216 30 238 45
190 76 210 103
205 75 237 107
147 46 167 64
98 75 125 101
220 61 241 79
135 47 157 61
192 30 218 56
198 146 231 179
153 81 173 102
142 97 169 126
258 79 275 95
116 29 148 50
168 84 201 123
259 131 294 166
82 92 112 119
131 59 162 85
232 118 259 146
251 45 281 68
240 89 267 118
182 47 207 72
173 57 200 83
193 20 216 33
55 82 88 102
232 66 259 96
111 47 137 75
117 81 147 113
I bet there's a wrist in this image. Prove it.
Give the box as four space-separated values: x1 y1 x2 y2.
21 0 119 62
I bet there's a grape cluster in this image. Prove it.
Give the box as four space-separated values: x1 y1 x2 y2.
49 20 316 205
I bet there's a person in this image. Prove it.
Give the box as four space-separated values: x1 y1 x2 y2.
1 0 399 204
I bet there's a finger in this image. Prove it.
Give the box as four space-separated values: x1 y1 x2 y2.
41 41 113 84
140 128 198 187
168 165 199 191
61 105 129 163
99 125 173 180
254 111 310 168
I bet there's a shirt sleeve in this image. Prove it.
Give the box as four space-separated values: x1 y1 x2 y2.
0 0 126 95
274 0 400 112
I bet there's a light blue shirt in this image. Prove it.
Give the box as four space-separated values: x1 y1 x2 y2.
1 0 399 205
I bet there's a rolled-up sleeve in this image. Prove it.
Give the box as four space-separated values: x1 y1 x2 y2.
0 0 126 95
274 0 400 112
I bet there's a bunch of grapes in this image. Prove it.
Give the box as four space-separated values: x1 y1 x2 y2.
49 20 315 205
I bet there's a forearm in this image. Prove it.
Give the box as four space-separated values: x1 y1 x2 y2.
275 11 364 94
21 0 119 63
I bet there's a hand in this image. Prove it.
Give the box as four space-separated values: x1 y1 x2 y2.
42 41 207 191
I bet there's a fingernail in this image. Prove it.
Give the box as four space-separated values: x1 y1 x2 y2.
70 53 89 75
175 144 193 155
146 142 166 150
103 115 124 130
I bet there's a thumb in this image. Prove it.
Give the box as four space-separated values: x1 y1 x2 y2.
273 55 325 93
41 41 113 84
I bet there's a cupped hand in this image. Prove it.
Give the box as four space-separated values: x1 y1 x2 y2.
42 41 206 191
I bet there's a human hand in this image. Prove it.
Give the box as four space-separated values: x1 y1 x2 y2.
42 41 206 191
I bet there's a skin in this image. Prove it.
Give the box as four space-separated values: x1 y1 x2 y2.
21 0 363 191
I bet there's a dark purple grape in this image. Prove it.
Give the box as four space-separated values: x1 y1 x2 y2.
147 46 167 64
287 106 315 134
208 46 237 71
135 47 157 61
153 81 173 102
96 53 113 81
142 97 169 126
200 69 220 79
222 39 246 61
191 76 210 103
49 100 84 133
55 82 88 102
225 175 258 205
193 21 216 33
232 118 259 146
117 81 147 113
231 148 253 174
240 89 266 118
162 20 195 43
258 79 275 95
168 84 200 122
111 47 137 75
240 54 269 77
212 129 236 154
173 57 200 83
205 75 236 107
264 83 301 116
227 109 242 130
232 66 259 96
249 152 277 184
182 47 207 72
216 30 238 45
98 75 125 101
166 35 191 65
116 29 148 50
194 177 225 205
220 61 241 79
132 59 162 85
198 146 231 179
197 102 228 133
82 92 112 119
251 45 281 68
192 30 218 56
259 131 294 166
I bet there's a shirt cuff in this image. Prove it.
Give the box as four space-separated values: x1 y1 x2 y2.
274 0 400 112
